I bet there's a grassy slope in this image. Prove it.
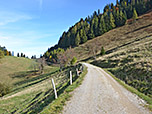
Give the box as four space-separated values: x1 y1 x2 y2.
0 56 60 113
0 56 84 114
74 11 152 62
0 56 37 85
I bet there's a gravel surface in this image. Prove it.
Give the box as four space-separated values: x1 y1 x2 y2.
62 63 151 114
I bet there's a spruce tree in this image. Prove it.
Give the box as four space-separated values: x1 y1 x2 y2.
21 53 23 57
119 10 127 26
98 15 106 35
104 13 110 31
75 32 80 46
115 10 120 27
66 32 71 47
8 51 11 56
84 20 90 35
101 15 107 33
82 29 88 43
132 8 138 21
71 26 77 46
109 12 116 29
58 32 66 48
88 27 95 39
93 15 99 36
17 53 20 57
88 19 95 39
98 23 103 36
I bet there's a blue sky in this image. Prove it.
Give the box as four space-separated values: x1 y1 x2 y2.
0 0 116 58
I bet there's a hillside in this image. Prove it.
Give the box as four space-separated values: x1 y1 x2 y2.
0 56 37 85
44 0 152 62
0 56 60 93
0 56 86 114
73 11 152 61
83 12 152 99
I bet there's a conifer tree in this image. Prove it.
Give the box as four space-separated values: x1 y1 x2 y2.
98 23 103 36
88 19 95 39
98 9 100 15
132 8 138 21
115 10 120 27
8 51 11 56
109 12 116 29
17 53 20 57
79 28 87 43
93 16 99 36
82 29 88 43
21 53 23 57
84 20 90 35
119 10 127 26
75 32 80 46
88 27 95 39
101 15 107 33
71 26 77 45
104 13 110 31
66 32 71 47
98 15 106 35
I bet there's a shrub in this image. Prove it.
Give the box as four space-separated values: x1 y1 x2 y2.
100 47 105 55
0 50 4 59
0 83 11 97
71 56 77 65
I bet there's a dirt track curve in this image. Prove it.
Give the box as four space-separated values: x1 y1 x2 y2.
62 63 151 114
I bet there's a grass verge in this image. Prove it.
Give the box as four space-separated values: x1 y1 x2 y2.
103 68 152 111
40 65 88 114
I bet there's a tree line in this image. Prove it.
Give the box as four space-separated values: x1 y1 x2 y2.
0 46 13 59
44 0 152 64
57 0 151 48
0 45 29 59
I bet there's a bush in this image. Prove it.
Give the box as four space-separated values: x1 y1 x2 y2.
0 83 11 97
0 50 4 59
71 56 77 65
100 47 105 55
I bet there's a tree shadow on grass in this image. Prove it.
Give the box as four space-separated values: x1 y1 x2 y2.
12 70 59 92
11 70 39 79
91 59 120 68
21 81 71 114
14 70 58 86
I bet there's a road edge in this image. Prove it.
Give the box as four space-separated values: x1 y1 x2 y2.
103 68 152 111
40 65 88 114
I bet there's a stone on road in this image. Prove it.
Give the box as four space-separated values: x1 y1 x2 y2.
62 63 151 114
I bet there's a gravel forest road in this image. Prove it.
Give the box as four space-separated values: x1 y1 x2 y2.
62 63 151 114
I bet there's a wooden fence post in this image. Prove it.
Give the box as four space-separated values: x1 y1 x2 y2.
80 65 83 72
76 68 79 76
51 78 58 99
70 71 72 85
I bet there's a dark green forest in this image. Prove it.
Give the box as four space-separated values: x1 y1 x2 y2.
44 0 152 62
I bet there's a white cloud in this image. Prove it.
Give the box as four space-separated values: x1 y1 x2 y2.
0 11 32 26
